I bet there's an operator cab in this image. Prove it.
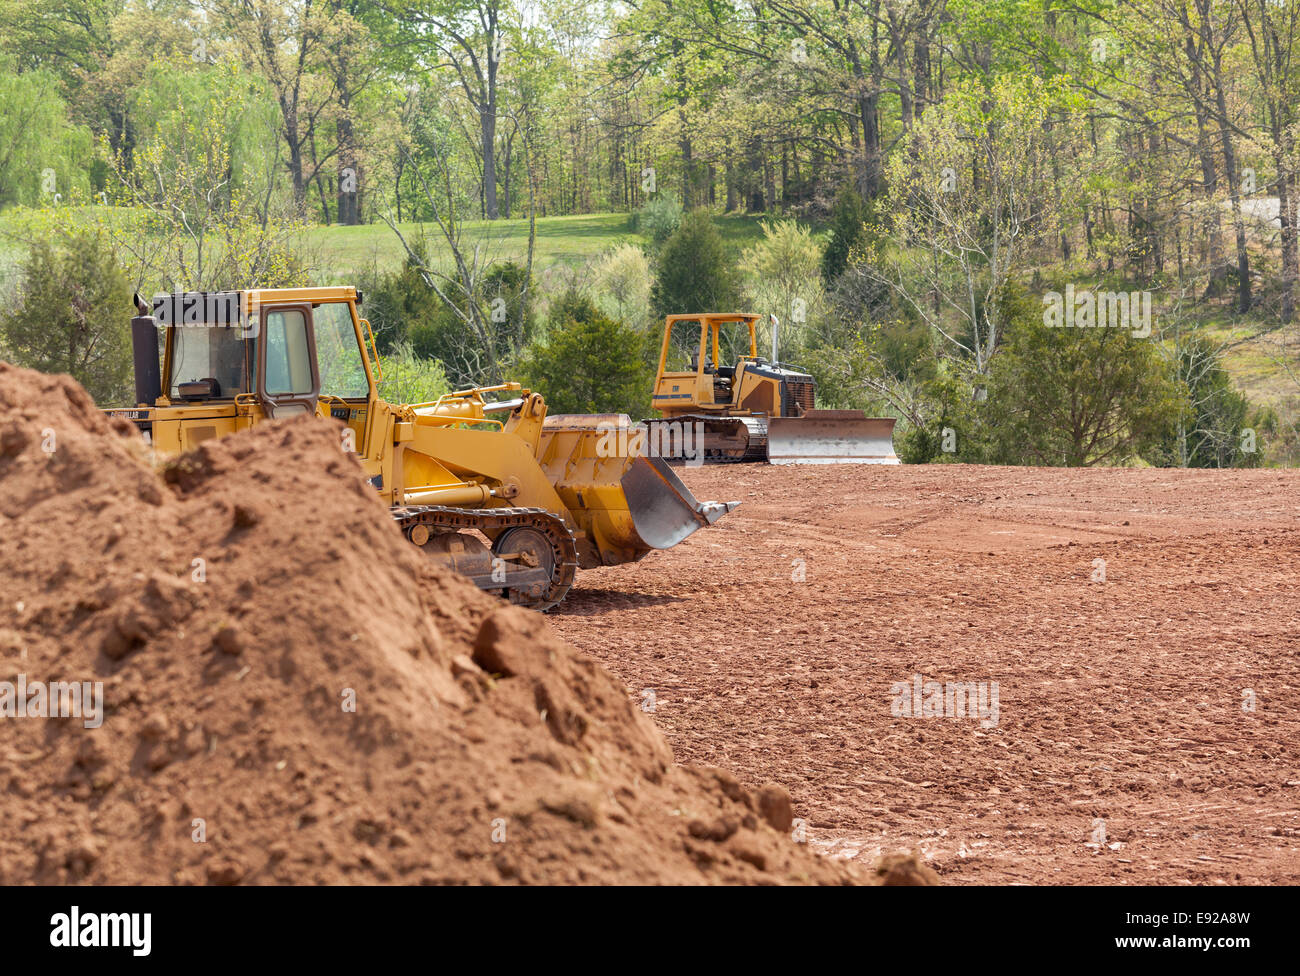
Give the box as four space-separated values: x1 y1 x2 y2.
115 288 379 455
154 290 375 418
665 313 762 407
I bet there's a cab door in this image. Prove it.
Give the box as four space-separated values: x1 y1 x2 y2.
257 304 319 418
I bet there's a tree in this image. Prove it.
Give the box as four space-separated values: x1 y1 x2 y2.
108 62 308 292
1236 0 1300 321
208 0 337 215
651 210 739 317
982 303 1183 466
1 229 133 406
855 74 1089 377
0 65 92 207
380 137 524 385
591 243 654 331
821 186 870 284
393 0 508 219
514 290 651 415
1154 332 1261 467
635 191 683 247
376 340 451 403
740 219 825 350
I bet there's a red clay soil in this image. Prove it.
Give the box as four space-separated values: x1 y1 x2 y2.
0 363 882 885
548 461 1300 885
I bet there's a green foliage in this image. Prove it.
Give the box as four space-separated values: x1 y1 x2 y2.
895 369 985 464
514 289 652 416
633 192 683 247
356 241 536 388
1149 334 1263 468
874 319 935 384
110 60 308 290
869 74 1090 374
821 187 871 285
376 341 452 405
590 243 653 330
651 210 739 318
739 219 825 351
799 339 892 412
480 260 535 355
0 65 93 207
1 227 133 405
357 246 442 355
980 296 1184 466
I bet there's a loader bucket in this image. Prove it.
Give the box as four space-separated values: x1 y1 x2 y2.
538 415 740 567
767 410 899 465
621 455 739 549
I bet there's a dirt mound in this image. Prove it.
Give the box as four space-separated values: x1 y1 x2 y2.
0 362 862 884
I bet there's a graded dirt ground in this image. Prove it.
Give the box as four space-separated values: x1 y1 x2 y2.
548 462 1300 885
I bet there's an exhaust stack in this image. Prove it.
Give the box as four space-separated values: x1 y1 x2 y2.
130 295 162 407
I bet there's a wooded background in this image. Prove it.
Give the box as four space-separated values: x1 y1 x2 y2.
1 0 1297 466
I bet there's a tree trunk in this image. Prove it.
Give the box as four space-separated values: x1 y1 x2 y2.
764 152 776 213
285 110 306 214
725 141 738 212
336 116 360 225
1214 107 1251 312
481 107 499 220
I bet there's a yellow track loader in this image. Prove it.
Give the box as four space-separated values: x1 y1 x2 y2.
647 312 899 464
104 287 737 610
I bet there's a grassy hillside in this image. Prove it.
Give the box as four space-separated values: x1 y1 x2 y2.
0 208 777 284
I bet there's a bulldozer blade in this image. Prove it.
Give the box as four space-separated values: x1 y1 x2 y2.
621 455 740 549
767 411 899 465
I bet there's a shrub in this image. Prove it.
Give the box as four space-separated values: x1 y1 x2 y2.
740 219 826 353
590 243 653 330
376 341 452 405
1 228 133 406
982 307 1183 466
514 289 652 416
651 210 739 318
634 192 683 247
821 186 871 284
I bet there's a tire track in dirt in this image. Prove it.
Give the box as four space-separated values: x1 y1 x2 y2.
549 463 1300 885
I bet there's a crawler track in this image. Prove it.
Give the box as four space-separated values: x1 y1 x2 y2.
392 505 579 611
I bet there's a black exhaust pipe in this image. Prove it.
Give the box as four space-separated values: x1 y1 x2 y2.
130 294 162 407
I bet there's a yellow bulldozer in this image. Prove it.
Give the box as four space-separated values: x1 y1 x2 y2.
646 312 898 464
104 287 737 610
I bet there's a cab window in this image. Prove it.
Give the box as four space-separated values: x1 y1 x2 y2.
170 324 253 398
313 302 370 399
263 309 314 396
665 319 703 372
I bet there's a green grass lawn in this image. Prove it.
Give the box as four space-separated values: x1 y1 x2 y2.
1211 322 1300 413
305 211 776 281
0 207 777 286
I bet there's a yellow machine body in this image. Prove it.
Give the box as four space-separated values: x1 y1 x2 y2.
106 287 737 609
649 312 899 464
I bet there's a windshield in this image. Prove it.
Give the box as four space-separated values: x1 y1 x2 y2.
169 324 254 399
314 302 369 399
716 321 755 367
